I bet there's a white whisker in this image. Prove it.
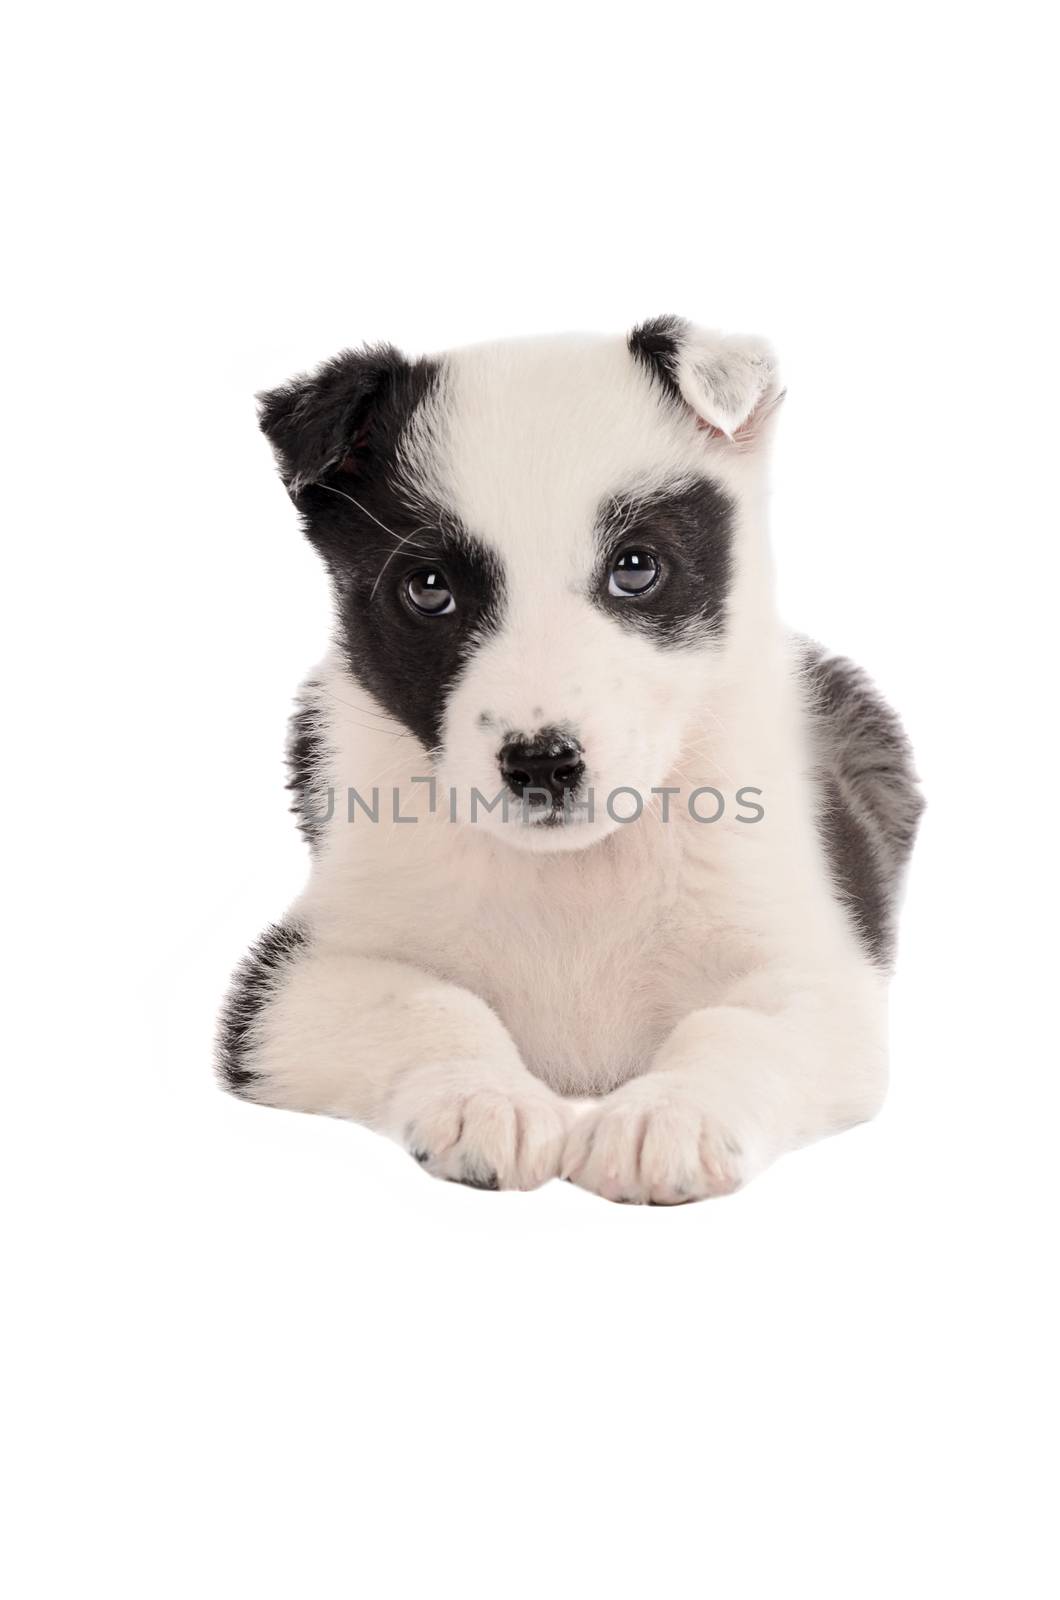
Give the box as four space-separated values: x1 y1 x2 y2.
370 525 439 601
313 484 441 600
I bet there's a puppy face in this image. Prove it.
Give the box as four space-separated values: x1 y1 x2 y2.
260 319 780 852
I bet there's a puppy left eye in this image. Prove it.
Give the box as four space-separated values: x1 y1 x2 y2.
608 550 659 596
404 567 456 616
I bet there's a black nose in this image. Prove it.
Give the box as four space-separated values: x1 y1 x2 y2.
499 737 585 803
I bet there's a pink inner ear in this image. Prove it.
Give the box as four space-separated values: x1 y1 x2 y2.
693 387 784 447
337 422 372 473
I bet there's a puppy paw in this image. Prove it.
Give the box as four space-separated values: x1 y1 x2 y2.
561 1074 761 1205
389 1063 572 1191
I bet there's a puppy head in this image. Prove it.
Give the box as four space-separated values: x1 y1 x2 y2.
259 318 782 852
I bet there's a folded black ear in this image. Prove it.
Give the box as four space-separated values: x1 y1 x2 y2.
257 344 410 495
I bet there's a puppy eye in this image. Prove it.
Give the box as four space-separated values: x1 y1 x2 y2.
608 550 659 596
404 568 455 616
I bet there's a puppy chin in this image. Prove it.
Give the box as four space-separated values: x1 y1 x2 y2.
438 768 621 853
490 805 618 855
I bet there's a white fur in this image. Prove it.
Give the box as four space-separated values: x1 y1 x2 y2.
241 329 889 1203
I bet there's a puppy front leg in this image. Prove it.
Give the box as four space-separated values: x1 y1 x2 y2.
219 927 571 1190
562 965 887 1205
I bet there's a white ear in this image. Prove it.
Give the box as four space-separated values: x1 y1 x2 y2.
674 329 780 441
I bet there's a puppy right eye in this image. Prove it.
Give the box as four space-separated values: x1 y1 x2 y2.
608 550 660 596
404 568 455 616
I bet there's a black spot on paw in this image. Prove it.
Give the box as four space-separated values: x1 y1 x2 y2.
455 1158 499 1191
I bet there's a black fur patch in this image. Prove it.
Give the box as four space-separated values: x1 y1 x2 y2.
286 678 331 848
258 344 418 494
328 513 506 752
260 347 507 751
216 922 309 1093
628 315 688 406
593 480 735 645
818 775 892 960
801 641 924 964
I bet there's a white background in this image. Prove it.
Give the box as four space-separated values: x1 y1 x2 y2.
4 3 1057 1595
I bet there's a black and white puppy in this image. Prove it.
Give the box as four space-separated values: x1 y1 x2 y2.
218 318 922 1203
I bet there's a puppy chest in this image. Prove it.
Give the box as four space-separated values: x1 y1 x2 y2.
439 899 686 1095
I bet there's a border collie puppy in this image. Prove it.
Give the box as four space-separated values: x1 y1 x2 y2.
218 319 922 1204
